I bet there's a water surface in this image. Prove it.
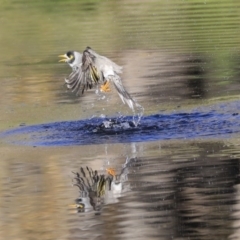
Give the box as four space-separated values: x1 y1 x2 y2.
1 0 240 240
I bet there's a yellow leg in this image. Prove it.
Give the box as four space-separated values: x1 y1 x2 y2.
100 81 111 92
106 168 116 177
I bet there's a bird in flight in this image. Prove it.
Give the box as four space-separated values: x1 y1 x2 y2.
59 47 141 112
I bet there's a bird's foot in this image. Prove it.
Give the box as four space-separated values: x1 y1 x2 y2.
100 81 111 92
106 168 116 176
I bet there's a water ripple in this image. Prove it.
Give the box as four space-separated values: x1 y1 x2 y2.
1 103 240 146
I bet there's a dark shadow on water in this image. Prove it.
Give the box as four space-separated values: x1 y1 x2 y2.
1 101 240 146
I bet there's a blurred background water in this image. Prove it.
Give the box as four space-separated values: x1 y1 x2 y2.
1 0 240 239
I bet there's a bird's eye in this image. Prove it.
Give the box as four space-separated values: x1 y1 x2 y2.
66 51 73 59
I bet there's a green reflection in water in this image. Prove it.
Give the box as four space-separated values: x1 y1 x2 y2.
0 0 239 128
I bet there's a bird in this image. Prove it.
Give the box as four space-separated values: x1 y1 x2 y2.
72 166 111 212
71 165 130 212
58 47 140 112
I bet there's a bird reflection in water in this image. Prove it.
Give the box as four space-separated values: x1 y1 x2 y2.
71 164 130 213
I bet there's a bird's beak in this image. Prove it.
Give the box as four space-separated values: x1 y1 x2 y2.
58 54 68 62
68 204 84 209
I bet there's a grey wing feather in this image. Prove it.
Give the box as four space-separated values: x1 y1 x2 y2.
65 65 93 94
65 49 100 94
86 47 122 74
111 75 136 111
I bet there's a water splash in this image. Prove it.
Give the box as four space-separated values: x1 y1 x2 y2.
94 83 144 126
132 102 144 126
95 88 107 100
1 101 240 146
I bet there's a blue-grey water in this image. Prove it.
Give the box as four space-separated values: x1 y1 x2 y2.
2 101 240 146
1 1 240 240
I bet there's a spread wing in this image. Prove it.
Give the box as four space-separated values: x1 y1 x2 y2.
65 67 92 95
65 49 103 94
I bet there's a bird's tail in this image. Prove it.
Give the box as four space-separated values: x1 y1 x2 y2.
111 75 143 114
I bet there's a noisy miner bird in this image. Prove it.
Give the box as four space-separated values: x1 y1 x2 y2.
71 165 130 212
59 47 140 112
72 166 111 212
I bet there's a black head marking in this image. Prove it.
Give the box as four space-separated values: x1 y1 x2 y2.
66 51 74 58
66 51 75 63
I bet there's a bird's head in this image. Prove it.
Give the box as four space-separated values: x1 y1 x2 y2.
58 51 82 68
